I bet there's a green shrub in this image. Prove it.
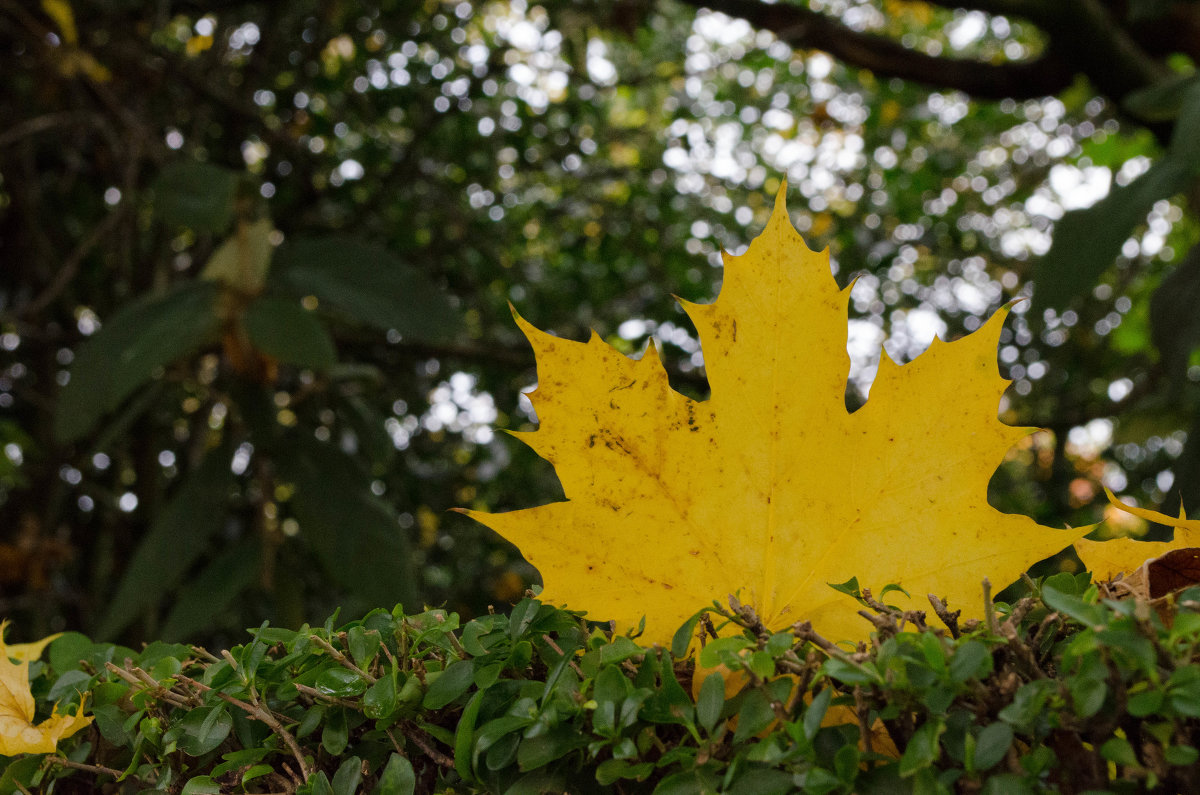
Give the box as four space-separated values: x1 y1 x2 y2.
9 575 1200 793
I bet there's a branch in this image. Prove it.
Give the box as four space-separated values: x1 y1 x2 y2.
673 0 1074 100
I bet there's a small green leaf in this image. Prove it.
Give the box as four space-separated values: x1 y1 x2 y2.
348 626 380 668
1041 585 1108 627
171 705 233 756
696 672 725 734
423 659 476 709
1100 736 1139 767
321 707 349 756
732 688 775 743
181 777 222 795
373 753 416 795
948 640 992 683
364 672 398 719
1165 745 1199 766
970 722 1013 772
803 686 832 741
899 718 944 777
315 666 366 698
331 756 363 795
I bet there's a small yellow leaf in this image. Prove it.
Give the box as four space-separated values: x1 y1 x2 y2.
201 219 274 295
1075 488 1200 580
462 186 1087 644
186 34 215 56
41 0 78 45
0 622 92 756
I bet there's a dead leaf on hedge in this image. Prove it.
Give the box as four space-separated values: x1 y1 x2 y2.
460 186 1087 643
0 621 92 755
1075 487 1200 582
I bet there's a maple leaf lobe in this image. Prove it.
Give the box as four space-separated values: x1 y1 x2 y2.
462 187 1088 643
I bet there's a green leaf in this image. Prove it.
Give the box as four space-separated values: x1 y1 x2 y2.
160 538 259 641
423 659 476 709
1037 81 1200 313
1165 745 1199 766
726 768 795 795
1041 585 1108 627
970 722 1013 772
244 296 337 370
696 672 725 734
697 636 752 669
307 772 334 795
671 609 706 659
732 688 775 743
652 765 723 795
322 707 349 756
1150 243 1200 389
242 765 273 786
373 753 416 795
54 282 221 442
181 777 222 795
1127 687 1163 717
1100 736 1139 767
454 689 486 784
364 671 399 719
331 756 363 795
899 718 944 777
948 640 992 683
171 705 233 756
315 666 367 698
152 161 240 233
803 686 832 741
517 732 580 771
97 447 235 639
274 434 414 609
273 236 459 342
1124 73 1200 122
1034 157 1194 312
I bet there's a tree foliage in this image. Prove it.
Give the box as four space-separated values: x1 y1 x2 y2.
0 0 1198 644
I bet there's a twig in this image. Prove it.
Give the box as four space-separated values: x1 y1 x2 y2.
309 635 377 684
982 579 1001 636
398 720 456 769
927 595 961 639
175 673 312 782
46 756 124 780
542 634 585 679
292 682 361 709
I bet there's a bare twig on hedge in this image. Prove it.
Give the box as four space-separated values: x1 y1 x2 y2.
291 682 360 709
103 662 193 708
397 721 456 769
191 645 221 663
541 634 585 679
927 595 961 638
982 579 1001 636
310 635 377 684
853 686 874 756
175 673 312 782
47 755 124 780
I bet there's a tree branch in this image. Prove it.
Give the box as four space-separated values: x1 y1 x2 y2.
673 0 1075 100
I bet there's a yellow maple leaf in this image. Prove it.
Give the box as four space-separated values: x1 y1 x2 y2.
461 188 1086 643
0 622 92 756
1075 488 1200 580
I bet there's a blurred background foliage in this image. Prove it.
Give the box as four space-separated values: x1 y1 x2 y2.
1 0 1198 646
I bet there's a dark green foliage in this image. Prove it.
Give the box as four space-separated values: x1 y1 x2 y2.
14 579 1200 794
